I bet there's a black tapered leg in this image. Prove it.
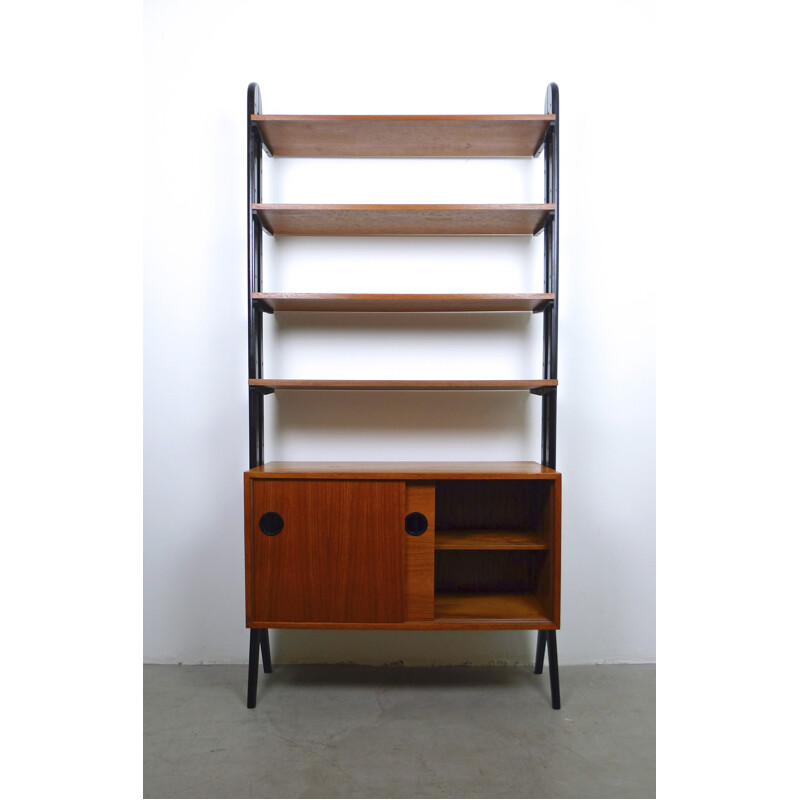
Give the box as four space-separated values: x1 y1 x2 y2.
534 631 547 674
546 630 561 709
259 629 272 673
247 629 260 708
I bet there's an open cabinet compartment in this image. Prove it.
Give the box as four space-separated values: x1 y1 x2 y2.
432 479 559 624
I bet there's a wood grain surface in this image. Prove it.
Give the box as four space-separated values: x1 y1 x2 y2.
244 472 561 629
253 204 554 236
434 593 549 622
538 475 562 627
434 530 548 550
253 293 554 313
246 618 556 630
404 482 435 621
247 479 405 624
248 379 557 392
246 462 560 479
252 114 555 157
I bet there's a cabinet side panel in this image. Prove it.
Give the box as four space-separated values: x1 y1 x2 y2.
405 482 435 620
551 475 561 627
534 477 561 626
251 480 405 623
244 475 254 626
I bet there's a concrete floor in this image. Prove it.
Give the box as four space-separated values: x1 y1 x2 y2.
144 663 655 799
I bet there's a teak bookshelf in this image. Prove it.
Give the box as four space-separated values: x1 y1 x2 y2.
244 83 562 709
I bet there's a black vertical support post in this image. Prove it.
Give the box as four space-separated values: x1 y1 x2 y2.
260 629 272 673
541 83 561 709
546 630 561 709
247 83 264 470
542 82 559 471
246 83 268 708
247 629 260 708
534 630 547 674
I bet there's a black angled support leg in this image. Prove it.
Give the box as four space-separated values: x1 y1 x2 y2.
546 630 561 709
534 630 547 674
259 629 272 673
247 629 260 708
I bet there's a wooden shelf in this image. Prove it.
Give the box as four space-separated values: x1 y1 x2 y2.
251 114 555 157
253 293 554 313
434 593 550 622
253 204 554 236
249 379 557 394
246 462 560 479
435 530 548 550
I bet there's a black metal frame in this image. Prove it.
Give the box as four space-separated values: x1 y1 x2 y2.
536 83 561 708
534 630 561 709
247 629 272 708
244 82 561 709
247 84 273 709
541 82 559 472
248 83 266 470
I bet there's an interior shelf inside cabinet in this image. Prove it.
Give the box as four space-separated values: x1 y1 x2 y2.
434 593 550 622
432 479 557 622
435 479 554 532
434 548 552 622
251 114 556 157
252 293 555 314
435 530 548 550
253 204 554 236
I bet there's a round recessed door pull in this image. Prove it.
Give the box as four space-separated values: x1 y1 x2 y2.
405 512 428 536
259 511 284 536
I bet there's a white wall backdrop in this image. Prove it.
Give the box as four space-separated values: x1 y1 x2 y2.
144 0 656 665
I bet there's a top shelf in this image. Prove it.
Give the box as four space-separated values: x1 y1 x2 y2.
251 115 555 157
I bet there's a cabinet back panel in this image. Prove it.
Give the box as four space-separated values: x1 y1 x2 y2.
434 550 544 593
434 480 551 533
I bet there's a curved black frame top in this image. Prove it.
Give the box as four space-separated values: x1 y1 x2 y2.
246 83 559 471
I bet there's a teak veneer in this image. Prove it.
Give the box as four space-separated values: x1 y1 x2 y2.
251 114 556 157
244 466 561 631
253 204 554 236
434 593 550 622
246 461 560 479
252 293 555 314
434 530 549 550
248 379 558 393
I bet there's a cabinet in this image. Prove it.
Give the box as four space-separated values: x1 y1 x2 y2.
245 464 560 625
244 84 562 708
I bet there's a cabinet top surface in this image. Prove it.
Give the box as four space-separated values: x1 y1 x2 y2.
246 462 561 479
